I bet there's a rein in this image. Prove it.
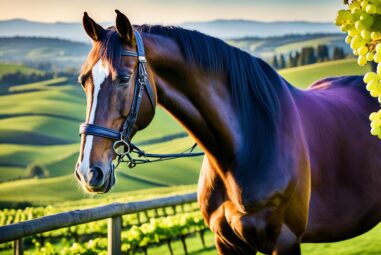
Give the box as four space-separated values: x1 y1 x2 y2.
79 30 204 169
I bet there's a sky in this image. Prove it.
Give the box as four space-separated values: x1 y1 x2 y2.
0 0 344 24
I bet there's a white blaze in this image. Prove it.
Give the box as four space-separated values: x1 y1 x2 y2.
81 60 109 173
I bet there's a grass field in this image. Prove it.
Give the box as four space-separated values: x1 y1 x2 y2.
280 58 370 88
0 63 43 77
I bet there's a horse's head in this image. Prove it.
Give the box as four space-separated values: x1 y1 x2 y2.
75 11 156 193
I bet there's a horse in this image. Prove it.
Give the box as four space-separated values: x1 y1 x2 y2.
75 10 381 255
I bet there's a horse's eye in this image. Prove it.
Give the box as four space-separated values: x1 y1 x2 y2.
118 75 131 86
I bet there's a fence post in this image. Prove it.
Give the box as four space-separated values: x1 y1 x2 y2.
108 216 122 255
14 239 23 255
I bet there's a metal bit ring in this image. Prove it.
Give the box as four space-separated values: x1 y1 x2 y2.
113 140 131 156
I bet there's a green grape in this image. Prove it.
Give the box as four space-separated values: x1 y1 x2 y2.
370 89 380 97
371 31 381 40
366 4 377 14
376 43 381 53
345 35 353 44
371 127 380 136
371 118 381 128
336 9 352 24
374 52 381 63
360 1 367 9
366 79 378 91
350 1 361 12
361 29 371 40
370 112 378 121
364 72 378 83
349 27 361 36
358 45 369 55
351 35 363 48
361 13 375 28
358 55 368 66
367 51 375 61
355 20 365 30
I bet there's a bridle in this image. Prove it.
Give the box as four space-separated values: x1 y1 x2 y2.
79 30 203 168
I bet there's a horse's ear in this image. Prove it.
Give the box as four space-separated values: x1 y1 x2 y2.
83 12 104 41
115 10 135 45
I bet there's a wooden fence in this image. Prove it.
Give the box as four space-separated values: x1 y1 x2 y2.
0 192 197 255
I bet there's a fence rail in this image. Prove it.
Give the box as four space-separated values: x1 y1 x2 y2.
0 192 198 255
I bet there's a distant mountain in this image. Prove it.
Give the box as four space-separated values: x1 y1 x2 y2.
182 19 340 39
0 18 339 42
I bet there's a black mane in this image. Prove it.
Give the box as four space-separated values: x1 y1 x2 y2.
137 25 284 171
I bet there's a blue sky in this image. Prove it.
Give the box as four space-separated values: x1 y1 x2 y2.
0 0 344 23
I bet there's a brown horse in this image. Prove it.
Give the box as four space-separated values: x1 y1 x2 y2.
75 11 381 255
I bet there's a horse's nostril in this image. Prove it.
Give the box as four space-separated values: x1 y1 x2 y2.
88 166 104 188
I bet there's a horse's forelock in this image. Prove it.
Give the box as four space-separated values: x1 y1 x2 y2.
80 28 122 79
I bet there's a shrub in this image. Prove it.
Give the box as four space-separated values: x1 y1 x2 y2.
26 163 49 178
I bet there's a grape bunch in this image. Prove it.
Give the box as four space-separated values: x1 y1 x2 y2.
336 0 381 137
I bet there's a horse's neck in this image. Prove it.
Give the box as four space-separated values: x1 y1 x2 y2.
144 34 241 169
144 34 305 213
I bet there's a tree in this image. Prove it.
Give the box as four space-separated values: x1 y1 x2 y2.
301 47 317 65
317 44 329 62
332 47 346 60
26 163 49 178
295 51 301 67
288 52 295 68
279 54 286 69
272 55 279 69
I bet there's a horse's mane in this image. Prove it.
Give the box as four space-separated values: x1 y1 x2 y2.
137 25 284 171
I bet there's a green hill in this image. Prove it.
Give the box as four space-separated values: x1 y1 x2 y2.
0 63 43 77
280 58 370 88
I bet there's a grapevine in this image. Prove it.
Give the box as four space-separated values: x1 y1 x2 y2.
23 211 207 255
0 202 201 252
336 0 381 138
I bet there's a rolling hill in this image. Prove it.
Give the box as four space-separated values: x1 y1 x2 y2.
0 63 43 77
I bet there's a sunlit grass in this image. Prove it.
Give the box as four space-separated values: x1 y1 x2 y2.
280 58 370 89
